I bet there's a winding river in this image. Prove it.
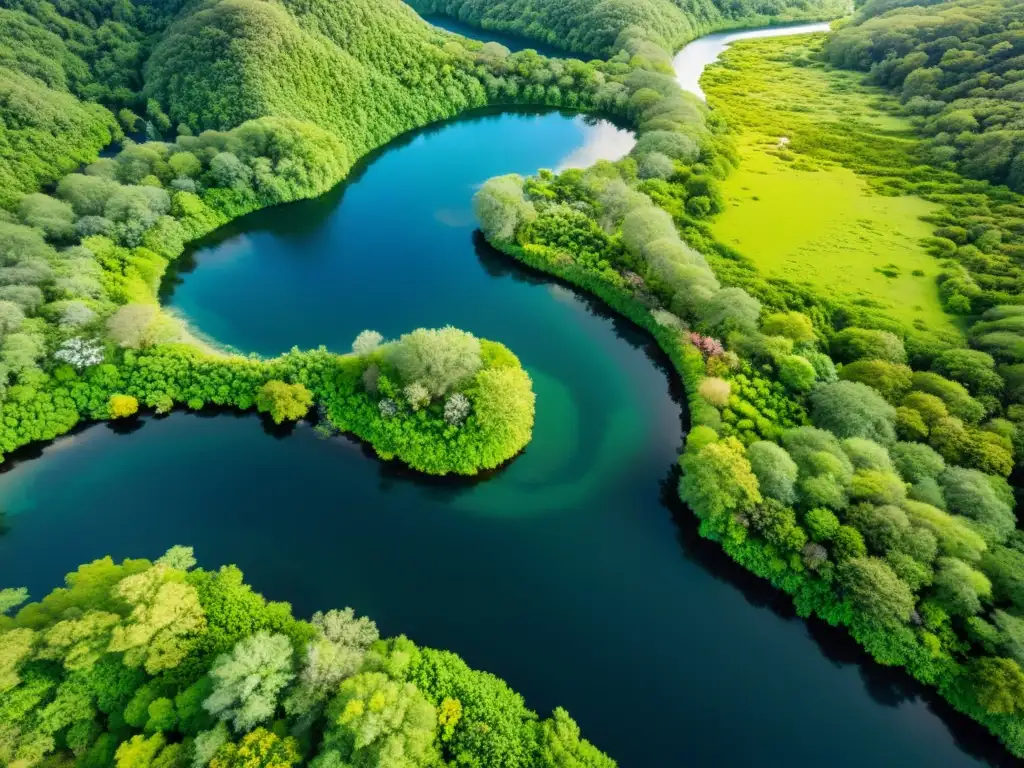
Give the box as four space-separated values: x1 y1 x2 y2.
672 22 832 99
0 24 1011 768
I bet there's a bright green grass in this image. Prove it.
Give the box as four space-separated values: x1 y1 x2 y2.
704 35 959 335
714 140 948 331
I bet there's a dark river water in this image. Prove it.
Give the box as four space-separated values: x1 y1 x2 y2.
421 14 569 57
0 26 1012 768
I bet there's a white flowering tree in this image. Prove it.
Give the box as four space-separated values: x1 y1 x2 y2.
53 337 104 370
58 301 97 329
403 382 430 411
444 393 471 426
352 330 384 356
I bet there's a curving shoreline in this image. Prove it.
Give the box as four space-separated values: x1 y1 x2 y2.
671 21 833 98
2 16 1015 768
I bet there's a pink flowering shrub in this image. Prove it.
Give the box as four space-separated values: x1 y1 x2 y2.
689 332 724 358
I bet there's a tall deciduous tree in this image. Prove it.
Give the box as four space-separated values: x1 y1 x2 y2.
204 632 295 732
838 556 915 627
256 381 313 424
108 564 206 673
388 327 482 398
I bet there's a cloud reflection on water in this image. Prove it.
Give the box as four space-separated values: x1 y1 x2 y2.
557 117 636 170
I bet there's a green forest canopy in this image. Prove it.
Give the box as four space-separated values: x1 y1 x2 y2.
0 548 614 768
825 0 1024 193
407 0 849 57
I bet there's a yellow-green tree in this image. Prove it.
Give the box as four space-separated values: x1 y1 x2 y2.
256 381 313 424
210 728 300 768
108 394 139 419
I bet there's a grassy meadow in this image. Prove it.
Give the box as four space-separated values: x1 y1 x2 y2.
703 35 959 335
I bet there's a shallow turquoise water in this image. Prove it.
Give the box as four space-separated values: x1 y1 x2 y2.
0 77 1010 768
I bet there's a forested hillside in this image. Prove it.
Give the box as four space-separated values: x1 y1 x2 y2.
0 0 199 204
0 10 120 207
144 0 489 140
408 0 849 56
825 0 1024 193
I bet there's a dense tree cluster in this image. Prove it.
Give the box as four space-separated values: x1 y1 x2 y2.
0 330 534 476
0 15 120 207
0 549 611 767
408 0 847 57
0 0 196 206
825 0 1024 193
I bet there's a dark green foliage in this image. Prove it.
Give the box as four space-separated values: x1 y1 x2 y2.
932 557 991 617
838 556 915 627
749 499 807 551
0 67 119 209
825 0 1024 193
911 372 986 424
966 657 1024 715
809 381 897 444
830 327 906 364
933 349 1004 399
839 359 913 403
844 504 918 559
940 466 1015 545
891 441 945 484
410 649 540 767
746 440 797 504
982 545 1024 611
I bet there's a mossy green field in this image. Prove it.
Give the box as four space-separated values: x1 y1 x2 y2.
704 35 959 335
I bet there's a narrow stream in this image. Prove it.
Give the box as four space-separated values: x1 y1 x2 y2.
672 22 832 99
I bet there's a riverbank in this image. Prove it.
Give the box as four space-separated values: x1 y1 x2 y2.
112 334 536 476
671 21 833 99
476 17 1024 761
